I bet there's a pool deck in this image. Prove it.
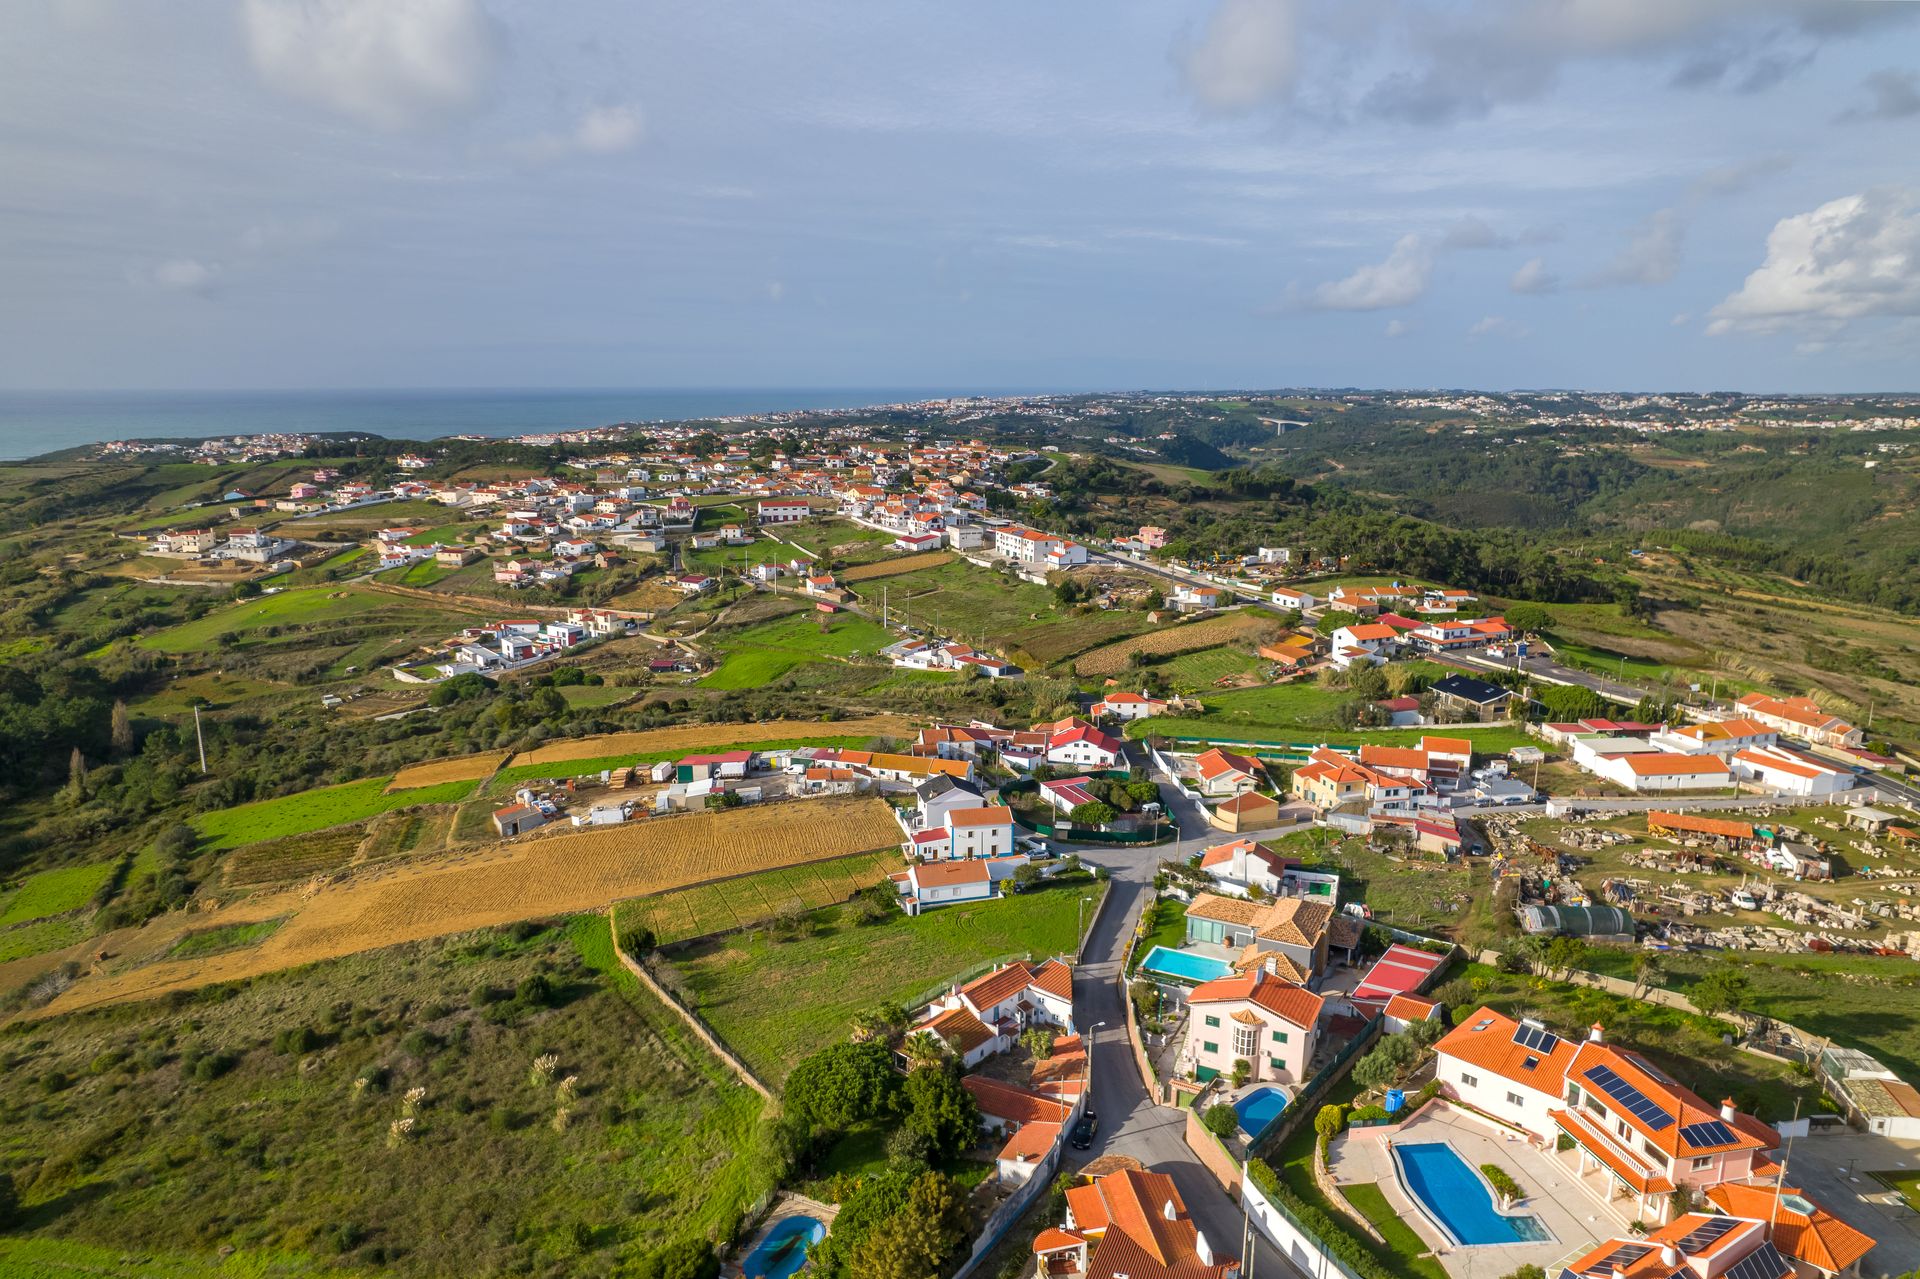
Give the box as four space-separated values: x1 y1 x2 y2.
724 1192 840 1279
1327 1105 1626 1279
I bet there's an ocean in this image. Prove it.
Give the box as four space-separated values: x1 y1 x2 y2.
0 387 1032 461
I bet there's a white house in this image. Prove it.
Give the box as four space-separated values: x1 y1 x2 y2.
1649 717 1779 756
1729 745 1857 797
1092 691 1167 721
1433 1007 1583 1138
1045 724 1125 769
946 805 1017 858
900 859 994 912
1329 622 1398 668
756 498 811 524
1182 970 1324 1085
1586 750 1733 793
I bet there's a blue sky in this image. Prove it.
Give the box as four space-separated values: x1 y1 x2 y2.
1 0 1917 393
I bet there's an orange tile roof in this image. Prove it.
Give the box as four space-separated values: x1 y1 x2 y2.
1195 746 1262 780
1384 993 1439 1020
913 860 990 888
998 1120 1062 1164
949 804 1014 827
1623 752 1731 777
919 1005 996 1056
1358 745 1430 771
1566 1040 1776 1159
1435 1006 1579 1092
1705 1182 1876 1273
963 1076 1072 1126
1649 812 1755 839
1419 735 1473 758
1186 970 1324 1029
1075 1169 1235 1279
1550 1107 1675 1194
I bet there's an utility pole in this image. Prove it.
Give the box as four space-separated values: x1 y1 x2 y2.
192 704 208 774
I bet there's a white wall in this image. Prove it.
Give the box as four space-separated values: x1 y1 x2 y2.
1436 1054 1562 1138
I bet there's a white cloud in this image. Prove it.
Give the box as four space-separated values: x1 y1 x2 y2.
1583 207 1684 286
1384 318 1409 337
1179 0 1300 114
510 104 647 162
1308 233 1434 310
1468 314 1529 339
147 257 220 293
1708 188 1920 336
1510 257 1557 294
241 0 497 130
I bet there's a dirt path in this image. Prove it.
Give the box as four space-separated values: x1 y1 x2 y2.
19 797 904 1021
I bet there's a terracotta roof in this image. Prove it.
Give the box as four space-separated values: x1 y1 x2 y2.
1186 970 1324 1029
1215 792 1280 816
1184 892 1334 947
1419 735 1473 758
1705 1183 1876 1273
1030 958 1075 1001
1649 812 1755 839
1623 753 1731 777
1358 745 1430 772
1550 1107 1675 1195
963 1076 1072 1126
1033 1227 1089 1254
1195 746 1262 780
1565 1040 1776 1159
961 959 1067 1012
912 860 990 888
919 1005 996 1056
998 1120 1062 1164
1231 945 1311 984
1385 993 1440 1020
1075 1169 1236 1279
1199 837 1281 869
949 804 1014 827
1435 1006 1580 1092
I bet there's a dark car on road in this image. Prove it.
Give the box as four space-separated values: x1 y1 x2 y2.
1069 1111 1098 1150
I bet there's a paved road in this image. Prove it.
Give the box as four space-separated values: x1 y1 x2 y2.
1432 648 1648 708
1061 759 1297 1276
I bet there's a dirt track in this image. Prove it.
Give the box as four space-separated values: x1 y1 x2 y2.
504 715 914 767
23 797 904 1020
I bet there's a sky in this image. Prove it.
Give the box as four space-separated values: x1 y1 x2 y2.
1 0 1918 394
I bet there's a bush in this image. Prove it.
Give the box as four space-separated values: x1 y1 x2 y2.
1245 1160 1396 1279
619 926 656 957
1501 1266 1546 1279
273 1026 321 1055
1350 1104 1389 1122
1480 1163 1523 1202
627 1238 720 1279
1202 1104 1239 1138
1313 1104 1346 1139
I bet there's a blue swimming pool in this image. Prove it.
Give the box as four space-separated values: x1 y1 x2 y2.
1393 1142 1552 1246
1139 945 1233 984
741 1215 824 1279
1233 1086 1290 1138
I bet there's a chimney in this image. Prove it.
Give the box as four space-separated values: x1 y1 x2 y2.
1163 1200 1178 1221
1721 1098 1737 1122
1613 1266 1628 1279
1590 1023 1605 1043
1661 1246 1679 1267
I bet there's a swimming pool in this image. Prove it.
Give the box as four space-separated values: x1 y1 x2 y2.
1139 945 1233 984
741 1215 824 1279
1392 1142 1552 1246
1233 1086 1290 1138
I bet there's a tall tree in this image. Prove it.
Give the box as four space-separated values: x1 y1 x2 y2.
110 699 133 754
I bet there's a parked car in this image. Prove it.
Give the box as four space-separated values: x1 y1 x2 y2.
1069 1111 1098 1150
1017 836 1051 858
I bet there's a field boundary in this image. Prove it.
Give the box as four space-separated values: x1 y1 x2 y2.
608 908 775 1102
840 551 954 582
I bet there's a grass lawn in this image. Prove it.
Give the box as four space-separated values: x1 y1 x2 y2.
699 610 893 689
804 1121 996 1197
554 684 633 709
1130 899 1189 972
138 586 474 654
1155 645 1264 691
166 916 287 959
1340 1183 1448 1279
1869 1168 1920 1209
389 559 456 588
681 538 803 574
0 915 90 963
669 871 1105 1085
0 859 120 925
193 777 479 850
849 560 1058 651
616 850 900 945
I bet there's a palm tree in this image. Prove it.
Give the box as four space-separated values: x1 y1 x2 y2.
902 1031 947 1071
849 1012 884 1044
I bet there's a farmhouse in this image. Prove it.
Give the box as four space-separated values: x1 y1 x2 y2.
1092 691 1168 721
898 859 993 912
1735 693 1863 748
1428 673 1515 721
1192 746 1264 797
1045 723 1125 770
755 498 811 524
491 803 547 837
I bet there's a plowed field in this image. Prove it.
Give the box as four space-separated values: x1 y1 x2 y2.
385 751 510 791
27 797 905 1018
839 552 953 581
1072 610 1274 675
504 716 914 768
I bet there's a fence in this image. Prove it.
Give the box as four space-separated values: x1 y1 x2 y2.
1242 1162 1375 1279
606 910 774 1102
950 1089 1088 1279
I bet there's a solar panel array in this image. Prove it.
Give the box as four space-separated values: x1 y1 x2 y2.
1584 1243 1652 1276
1673 1216 1741 1254
1584 1064 1674 1130
1513 1022 1562 1054
1679 1119 1736 1149
1724 1242 1790 1279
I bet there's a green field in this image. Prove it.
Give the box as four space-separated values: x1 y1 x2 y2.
1155 645 1263 691
0 917 774 1277
615 851 902 945
698 610 893 689
681 537 805 574
0 914 90 963
193 777 479 850
138 586 469 654
668 871 1104 1084
554 684 633 709
848 559 1058 651
0 858 119 925
166 916 287 959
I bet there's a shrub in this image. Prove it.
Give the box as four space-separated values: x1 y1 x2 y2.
1313 1104 1346 1139
627 1238 720 1279
1501 1266 1546 1279
619 926 657 957
1202 1104 1239 1138
1245 1160 1396 1279
274 1026 321 1055
1350 1104 1389 1122
1480 1163 1523 1202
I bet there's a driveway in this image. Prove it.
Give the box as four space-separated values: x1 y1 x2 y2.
1063 756 1305 1277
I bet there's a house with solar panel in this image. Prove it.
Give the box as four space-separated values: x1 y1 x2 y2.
1436 1007 1797 1227
1561 1189 1875 1279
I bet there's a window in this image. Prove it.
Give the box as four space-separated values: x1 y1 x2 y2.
1507 1092 1524 1108
1233 1024 1261 1059
1271 1030 1289 1044
1460 1072 1479 1088
1202 1041 1219 1055
1691 1156 1714 1171
1270 1057 1286 1071
1204 1015 1220 1028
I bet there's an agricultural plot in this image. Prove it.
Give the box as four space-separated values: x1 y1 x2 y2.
698 610 894 689
554 683 632 709
503 716 914 769
137 585 483 656
164 916 286 959
0 915 90 964
1155 644 1263 690
386 750 511 791
847 559 1057 650
193 777 479 850
1073 610 1274 676
486 735 883 794
361 808 454 862
222 826 368 886
838 551 954 581
669 871 1104 1084
37 797 908 1016
0 858 119 925
617 850 900 944
1010 610 1155 667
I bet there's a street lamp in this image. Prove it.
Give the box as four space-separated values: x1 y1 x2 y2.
1082 1020 1107 1102
1077 894 1095 942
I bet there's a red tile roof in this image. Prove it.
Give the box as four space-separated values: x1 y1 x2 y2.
1186 970 1324 1029
963 1076 1072 1126
1436 1006 1580 1092
1705 1182 1876 1273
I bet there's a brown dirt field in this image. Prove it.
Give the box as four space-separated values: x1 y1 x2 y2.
385 751 512 791
839 551 954 582
505 715 915 768
1073 610 1275 676
23 797 905 1019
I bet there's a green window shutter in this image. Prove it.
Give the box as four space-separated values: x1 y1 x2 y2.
1272 1030 1288 1043
1270 1057 1285 1070
1202 1041 1219 1054
1204 1015 1220 1028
